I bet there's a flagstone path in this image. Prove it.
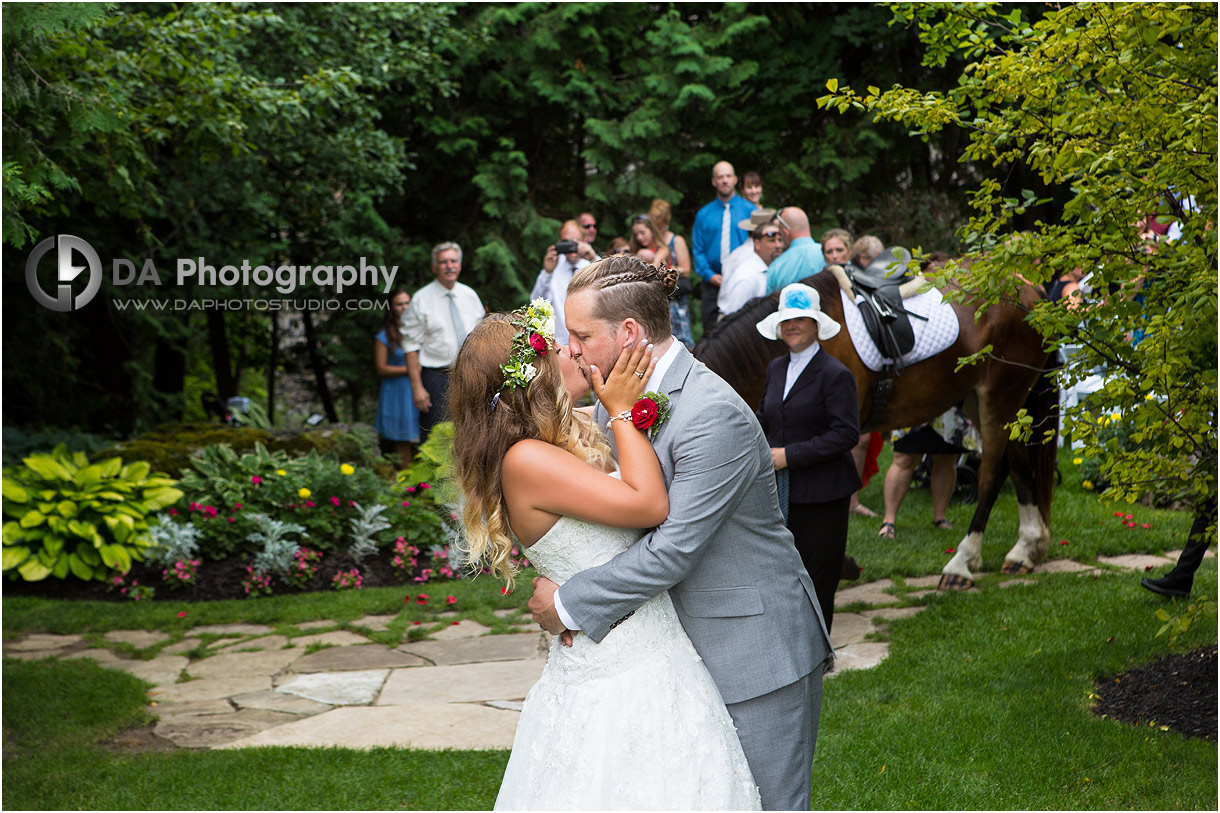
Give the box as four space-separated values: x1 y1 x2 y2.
4 549 1203 752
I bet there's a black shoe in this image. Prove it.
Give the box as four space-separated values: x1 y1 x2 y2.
840 554 862 582
1140 573 1192 598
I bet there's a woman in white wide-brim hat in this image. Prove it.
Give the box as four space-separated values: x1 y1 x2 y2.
753 283 860 635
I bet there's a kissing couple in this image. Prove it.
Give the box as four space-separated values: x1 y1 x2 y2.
450 254 833 811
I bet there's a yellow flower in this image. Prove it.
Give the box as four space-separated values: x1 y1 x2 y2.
1110 412 1121 422
276 469 287 476
1144 393 1155 400
340 463 355 475
1073 457 1083 465
1081 480 1094 490
298 487 311 498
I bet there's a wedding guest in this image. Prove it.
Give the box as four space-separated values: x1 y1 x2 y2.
629 213 672 267
755 283 862 633
821 228 852 268
374 289 420 469
607 236 631 255
649 198 695 349
691 160 757 328
741 170 763 205
877 408 979 538
531 220 597 344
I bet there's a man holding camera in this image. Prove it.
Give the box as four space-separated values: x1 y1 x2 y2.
530 219 598 344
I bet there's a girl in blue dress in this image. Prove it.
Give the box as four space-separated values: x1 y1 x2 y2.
374 289 421 469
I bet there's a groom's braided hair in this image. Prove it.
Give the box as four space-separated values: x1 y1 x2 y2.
567 255 678 342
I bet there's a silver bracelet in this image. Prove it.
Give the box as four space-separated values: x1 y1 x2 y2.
606 410 633 430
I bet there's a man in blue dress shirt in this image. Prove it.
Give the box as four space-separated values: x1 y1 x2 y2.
765 206 827 294
691 161 757 328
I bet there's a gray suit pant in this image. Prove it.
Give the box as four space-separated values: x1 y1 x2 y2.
726 666 824 811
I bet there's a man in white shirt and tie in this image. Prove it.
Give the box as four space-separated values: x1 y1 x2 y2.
401 242 485 442
530 220 598 344
691 161 758 329
717 218 785 319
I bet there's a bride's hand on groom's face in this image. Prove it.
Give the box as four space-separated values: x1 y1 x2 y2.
590 340 656 415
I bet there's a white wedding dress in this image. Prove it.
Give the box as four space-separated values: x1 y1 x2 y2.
494 514 761 811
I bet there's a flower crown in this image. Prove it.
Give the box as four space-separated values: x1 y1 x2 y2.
499 299 556 393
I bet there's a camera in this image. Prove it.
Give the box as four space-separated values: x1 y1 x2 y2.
554 240 579 254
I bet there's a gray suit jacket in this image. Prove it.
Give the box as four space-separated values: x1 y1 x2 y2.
559 345 832 704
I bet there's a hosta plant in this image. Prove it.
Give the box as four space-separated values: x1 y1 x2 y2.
2 445 182 582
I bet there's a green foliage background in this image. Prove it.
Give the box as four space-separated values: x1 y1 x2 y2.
3 2 974 436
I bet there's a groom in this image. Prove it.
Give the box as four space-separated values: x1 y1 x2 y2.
529 255 833 811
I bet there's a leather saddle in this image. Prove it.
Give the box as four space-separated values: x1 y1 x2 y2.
845 247 927 361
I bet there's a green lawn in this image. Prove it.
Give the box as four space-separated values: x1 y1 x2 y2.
4 445 1216 810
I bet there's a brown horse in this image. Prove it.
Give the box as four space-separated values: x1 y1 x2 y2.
694 268 1059 589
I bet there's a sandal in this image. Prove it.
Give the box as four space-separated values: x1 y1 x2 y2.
877 522 896 538
932 519 954 530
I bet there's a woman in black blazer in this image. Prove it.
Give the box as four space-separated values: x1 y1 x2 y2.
754 283 862 633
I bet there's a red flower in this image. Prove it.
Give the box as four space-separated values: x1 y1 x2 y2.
1141 523 1151 529
413 621 422 626
631 397 659 429
944 547 956 554
416 594 429 604
1113 511 1125 517
177 611 188 617
446 595 457 605
1144 565 1155 571
501 586 513 595
404 595 411 603
529 332 548 355
451 621 460 626
1059 540 1069 545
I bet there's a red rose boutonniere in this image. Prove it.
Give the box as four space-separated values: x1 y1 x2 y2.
631 391 670 438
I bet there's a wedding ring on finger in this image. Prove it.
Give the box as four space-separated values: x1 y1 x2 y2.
634 372 644 379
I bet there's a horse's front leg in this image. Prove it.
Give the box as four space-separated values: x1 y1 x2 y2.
939 402 1012 590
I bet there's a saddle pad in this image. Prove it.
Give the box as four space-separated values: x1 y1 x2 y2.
839 287 960 372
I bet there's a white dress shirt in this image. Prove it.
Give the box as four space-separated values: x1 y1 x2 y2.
717 249 768 317
717 241 755 291
783 342 820 399
553 337 681 631
530 255 591 345
400 279 485 368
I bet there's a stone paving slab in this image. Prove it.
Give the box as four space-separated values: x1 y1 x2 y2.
1096 553 1175 571
829 642 891 674
3 649 67 661
156 708 300 749
151 699 235 718
352 614 398 631
109 655 189 686
1040 558 1099 574
186 648 301 680
190 624 273 637
835 578 897 607
861 606 924 623
294 620 336 631
161 639 204 655
230 689 332 715
291 644 427 673
104 630 170 648
400 633 546 666
830 613 873 648
379 660 545 705
150 675 271 704
1000 578 1038 588
493 608 520 618
216 635 291 652
217 702 521 751
902 575 942 589
1165 548 1215 561
276 669 389 706
62 648 126 667
5 633 82 651
429 620 492 641
289 630 370 648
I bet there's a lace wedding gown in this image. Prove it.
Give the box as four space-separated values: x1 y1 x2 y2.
494 515 761 811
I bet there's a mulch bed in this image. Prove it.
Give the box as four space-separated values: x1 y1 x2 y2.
1093 645 1217 741
3 550 407 603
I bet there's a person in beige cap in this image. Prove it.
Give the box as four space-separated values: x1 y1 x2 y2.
754 283 862 635
718 215 785 318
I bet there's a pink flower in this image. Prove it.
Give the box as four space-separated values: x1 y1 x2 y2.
228 516 235 523
177 611 188 617
446 595 457 605
416 594 430 605
203 506 218 518
407 487 417 494
420 483 431 490
1141 523 1151 529
251 476 263 484
169 507 178 515
234 503 243 510
305 500 316 508
402 501 411 508
330 496 341 507
347 500 355 508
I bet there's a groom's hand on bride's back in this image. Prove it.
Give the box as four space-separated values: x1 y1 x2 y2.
530 576 576 646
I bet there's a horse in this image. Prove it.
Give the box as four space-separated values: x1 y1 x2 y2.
694 267 1059 589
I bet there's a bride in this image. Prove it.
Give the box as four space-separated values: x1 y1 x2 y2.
450 301 761 811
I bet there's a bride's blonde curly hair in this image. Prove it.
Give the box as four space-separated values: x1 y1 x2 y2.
449 315 612 586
